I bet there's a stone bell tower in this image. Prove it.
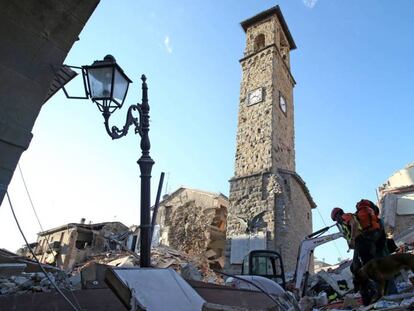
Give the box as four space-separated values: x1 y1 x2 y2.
225 6 316 273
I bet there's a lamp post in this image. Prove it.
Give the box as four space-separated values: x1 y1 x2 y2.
80 55 154 267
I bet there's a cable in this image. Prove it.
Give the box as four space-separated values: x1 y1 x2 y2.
17 165 83 309
315 206 344 260
213 269 301 311
5 191 80 311
17 163 58 258
17 163 44 232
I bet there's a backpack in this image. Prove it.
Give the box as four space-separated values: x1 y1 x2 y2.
356 200 380 231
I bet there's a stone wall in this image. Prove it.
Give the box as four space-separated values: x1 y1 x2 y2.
272 48 296 172
32 222 128 271
277 171 313 271
225 171 313 273
244 17 277 56
225 172 281 274
157 188 228 268
236 47 275 176
235 12 296 179
226 7 314 275
227 173 281 239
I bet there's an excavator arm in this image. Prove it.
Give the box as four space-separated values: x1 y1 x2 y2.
238 224 345 298
294 225 344 297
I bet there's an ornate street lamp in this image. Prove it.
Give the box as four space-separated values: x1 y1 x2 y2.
61 55 154 267
82 54 132 114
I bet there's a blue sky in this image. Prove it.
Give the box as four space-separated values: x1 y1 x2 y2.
1 0 413 265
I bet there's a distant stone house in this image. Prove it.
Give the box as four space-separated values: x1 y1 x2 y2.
379 163 414 238
156 187 228 268
31 220 128 271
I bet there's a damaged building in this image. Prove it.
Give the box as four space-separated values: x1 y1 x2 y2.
379 163 414 238
156 187 228 268
26 220 129 271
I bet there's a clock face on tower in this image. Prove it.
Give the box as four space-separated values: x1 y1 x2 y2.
279 94 287 114
247 88 263 106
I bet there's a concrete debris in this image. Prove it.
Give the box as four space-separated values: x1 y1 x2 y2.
400 296 414 307
378 163 414 237
0 263 27 278
157 188 228 270
68 273 81 290
304 256 414 311
0 271 72 296
181 263 203 281
395 228 414 249
23 221 130 271
306 259 354 301
342 294 361 309
152 246 224 284
1 223 224 302
73 245 224 284
0 248 60 274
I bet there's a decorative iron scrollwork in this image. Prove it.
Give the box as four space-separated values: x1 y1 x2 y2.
103 104 143 139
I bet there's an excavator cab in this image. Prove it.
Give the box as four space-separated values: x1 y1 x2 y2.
241 250 286 289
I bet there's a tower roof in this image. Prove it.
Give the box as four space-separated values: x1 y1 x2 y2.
240 5 297 50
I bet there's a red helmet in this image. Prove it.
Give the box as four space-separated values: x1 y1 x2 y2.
356 199 372 210
356 199 379 215
331 207 343 221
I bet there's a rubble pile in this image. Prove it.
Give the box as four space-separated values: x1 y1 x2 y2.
0 271 71 296
300 254 414 311
0 248 74 297
157 188 228 270
306 260 354 301
151 246 224 284
316 291 414 310
74 245 224 284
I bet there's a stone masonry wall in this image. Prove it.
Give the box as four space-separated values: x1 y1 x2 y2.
157 189 228 268
235 14 296 178
226 7 313 274
225 172 282 274
236 47 275 177
272 49 296 172
225 171 312 273
244 17 277 56
277 173 313 272
243 15 292 67
227 173 282 237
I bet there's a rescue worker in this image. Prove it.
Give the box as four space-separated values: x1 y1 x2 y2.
331 206 375 305
356 199 397 256
356 199 399 298
330 206 365 277
330 207 360 250
354 199 382 264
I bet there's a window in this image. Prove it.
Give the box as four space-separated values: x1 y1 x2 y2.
254 34 265 52
251 256 273 275
75 231 93 250
59 232 65 243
